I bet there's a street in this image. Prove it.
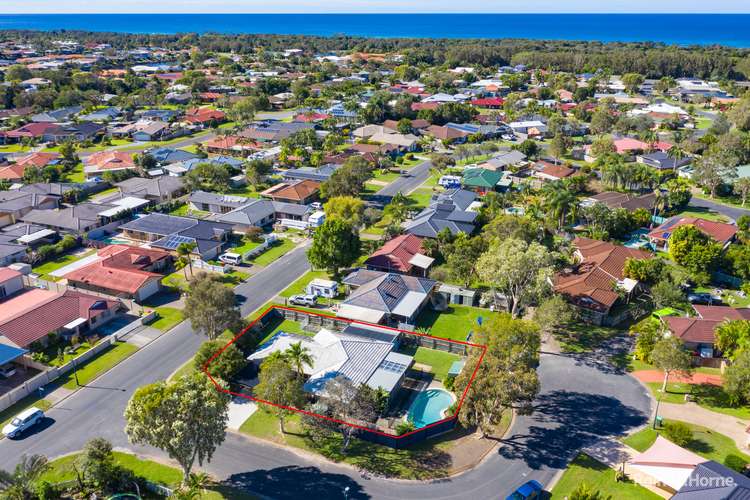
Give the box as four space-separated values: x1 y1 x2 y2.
368 160 432 207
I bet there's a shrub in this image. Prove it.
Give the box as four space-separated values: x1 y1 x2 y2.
395 420 416 436
663 421 693 446
444 374 456 391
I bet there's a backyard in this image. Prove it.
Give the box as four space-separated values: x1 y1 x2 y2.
32 249 96 281
415 304 495 342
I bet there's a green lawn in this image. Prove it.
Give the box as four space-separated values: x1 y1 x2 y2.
42 342 93 367
248 238 297 266
32 249 96 281
675 206 730 223
403 346 460 382
231 239 262 255
279 270 332 298
372 170 401 183
64 164 85 183
239 410 456 480
558 322 624 353
406 188 435 209
551 453 661 499
645 381 750 419
148 307 184 332
59 342 138 390
623 419 750 471
169 203 212 219
416 305 495 342
0 144 29 153
0 396 51 431
41 451 254 499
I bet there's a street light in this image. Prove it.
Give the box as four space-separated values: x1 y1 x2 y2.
73 357 80 387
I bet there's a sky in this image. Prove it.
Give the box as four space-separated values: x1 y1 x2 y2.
3 0 750 13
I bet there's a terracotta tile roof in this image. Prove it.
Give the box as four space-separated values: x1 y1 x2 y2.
554 237 651 313
692 305 750 321
184 107 226 124
64 244 170 295
664 317 722 344
535 161 576 179
262 180 320 202
0 163 27 181
15 152 60 168
647 216 738 244
0 290 119 348
364 234 425 273
85 151 136 171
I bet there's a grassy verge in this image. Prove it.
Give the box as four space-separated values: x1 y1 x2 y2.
622 419 750 471
674 206 730 223
0 396 52 430
644 381 750 420
551 453 661 499
278 270 332 298
41 451 255 499
239 410 455 480
59 342 138 390
248 238 296 266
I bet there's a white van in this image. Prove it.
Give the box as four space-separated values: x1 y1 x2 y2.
219 252 242 265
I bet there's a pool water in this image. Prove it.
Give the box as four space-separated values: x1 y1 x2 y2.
407 388 454 428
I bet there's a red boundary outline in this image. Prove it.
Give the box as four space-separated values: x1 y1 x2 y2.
203 305 487 439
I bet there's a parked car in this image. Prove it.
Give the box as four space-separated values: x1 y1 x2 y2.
218 252 242 265
687 293 721 305
506 480 543 500
2 407 44 439
0 364 17 378
289 294 317 307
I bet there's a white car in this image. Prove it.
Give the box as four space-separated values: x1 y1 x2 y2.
2 407 44 439
289 294 317 307
218 252 242 265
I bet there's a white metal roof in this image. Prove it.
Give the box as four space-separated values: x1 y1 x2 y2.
408 253 435 270
336 304 386 324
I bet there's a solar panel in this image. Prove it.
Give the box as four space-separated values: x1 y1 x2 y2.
380 360 407 373
154 234 195 250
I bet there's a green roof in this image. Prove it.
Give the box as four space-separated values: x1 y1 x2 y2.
462 168 502 188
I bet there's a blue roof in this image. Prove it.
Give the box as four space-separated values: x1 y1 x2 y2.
0 343 27 366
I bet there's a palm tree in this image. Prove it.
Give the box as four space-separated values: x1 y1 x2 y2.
176 242 197 278
0 454 49 500
285 342 314 377
543 183 577 231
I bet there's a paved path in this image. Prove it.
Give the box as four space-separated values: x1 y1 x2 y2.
632 370 723 386
658 402 749 450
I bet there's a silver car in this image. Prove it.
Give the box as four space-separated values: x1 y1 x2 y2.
2 407 44 439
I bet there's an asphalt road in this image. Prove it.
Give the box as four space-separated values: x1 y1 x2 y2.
369 160 432 207
0 244 311 470
689 195 750 223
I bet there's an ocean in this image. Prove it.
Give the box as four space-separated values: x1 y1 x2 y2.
0 14 749 47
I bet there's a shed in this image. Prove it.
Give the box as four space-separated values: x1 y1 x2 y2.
437 283 477 306
306 278 338 299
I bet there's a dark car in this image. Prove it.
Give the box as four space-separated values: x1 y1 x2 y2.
687 293 721 305
506 479 543 500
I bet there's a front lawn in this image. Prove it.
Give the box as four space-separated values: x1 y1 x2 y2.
406 187 435 209
248 238 296 266
148 307 184 331
279 270 332 298
558 322 624 353
42 451 254 499
551 453 661 499
239 410 454 480
58 342 138 389
623 419 750 471
674 206 730 223
416 305 496 342
645 381 750 420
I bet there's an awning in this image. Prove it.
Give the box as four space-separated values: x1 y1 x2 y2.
408 253 435 270
391 291 427 318
17 229 56 244
629 436 705 490
0 343 27 366
336 304 386 324
63 317 87 330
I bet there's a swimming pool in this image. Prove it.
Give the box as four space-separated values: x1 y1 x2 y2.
407 388 455 428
